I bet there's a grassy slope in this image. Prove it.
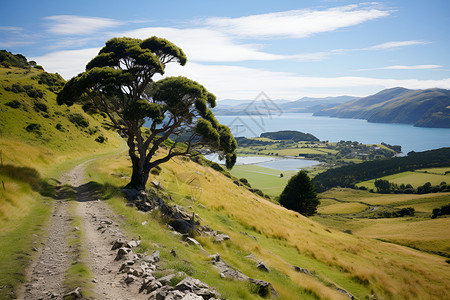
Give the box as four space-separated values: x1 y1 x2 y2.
88 151 450 300
314 188 450 256
0 66 125 299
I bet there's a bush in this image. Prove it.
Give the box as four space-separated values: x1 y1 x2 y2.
432 203 450 218
25 123 41 134
56 123 64 131
5 100 21 108
34 102 48 113
68 113 89 128
150 166 162 175
95 135 105 143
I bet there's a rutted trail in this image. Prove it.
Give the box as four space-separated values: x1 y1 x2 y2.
23 157 147 300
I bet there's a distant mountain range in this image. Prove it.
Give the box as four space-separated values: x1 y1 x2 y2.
314 87 450 128
214 87 450 128
214 96 356 115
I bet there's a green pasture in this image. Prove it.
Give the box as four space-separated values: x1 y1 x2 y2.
357 169 450 189
229 164 297 197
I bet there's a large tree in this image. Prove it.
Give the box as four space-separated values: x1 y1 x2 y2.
279 171 319 216
57 37 237 190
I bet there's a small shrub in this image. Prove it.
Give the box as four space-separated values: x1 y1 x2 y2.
5 100 21 108
150 166 162 175
95 135 105 143
56 123 64 131
68 113 89 128
34 102 48 113
25 123 41 134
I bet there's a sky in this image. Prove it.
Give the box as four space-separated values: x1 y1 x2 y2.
1 0 449 100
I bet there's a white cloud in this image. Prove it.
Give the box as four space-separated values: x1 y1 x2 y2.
158 62 450 100
0 26 24 32
379 64 442 70
123 27 284 62
205 4 391 38
366 40 429 50
30 47 100 79
45 15 122 35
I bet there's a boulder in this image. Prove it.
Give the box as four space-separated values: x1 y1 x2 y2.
158 274 175 285
143 250 160 263
115 247 131 260
111 238 127 250
256 261 271 272
248 278 278 298
214 233 230 243
169 218 196 235
181 293 203 300
293 265 310 275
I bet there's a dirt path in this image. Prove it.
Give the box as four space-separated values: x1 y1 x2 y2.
22 158 147 300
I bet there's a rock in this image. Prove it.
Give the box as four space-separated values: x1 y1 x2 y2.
125 274 138 284
214 233 230 243
171 249 177 257
244 253 258 261
240 231 257 241
293 265 310 275
175 277 220 299
111 238 127 250
158 274 175 285
127 240 140 248
256 261 270 272
141 279 163 294
148 285 173 300
337 287 355 299
142 221 148 225
151 180 166 190
115 247 131 260
63 287 82 299
143 250 160 263
209 254 220 262
169 218 196 234
248 278 278 298
185 237 201 247
181 293 203 300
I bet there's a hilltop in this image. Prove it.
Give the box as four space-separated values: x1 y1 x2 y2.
314 87 450 128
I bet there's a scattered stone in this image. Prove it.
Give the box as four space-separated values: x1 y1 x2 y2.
111 239 127 250
169 218 196 235
158 274 175 285
248 278 278 298
185 237 201 247
256 261 271 272
125 274 139 284
293 265 310 275
209 254 220 262
170 249 177 257
151 180 166 190
143 250 160 263
337 287 355 299
244 253 258 261
240 231 257 241
127 240 140 248
214 233 230 243
115 247 131 260
63 287 82 299
181 292 203 300
142 221 148 226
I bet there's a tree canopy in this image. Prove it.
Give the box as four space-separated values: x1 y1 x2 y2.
57 37 237 189
279 171 319 216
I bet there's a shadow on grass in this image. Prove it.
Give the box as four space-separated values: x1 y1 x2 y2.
73 181 120 203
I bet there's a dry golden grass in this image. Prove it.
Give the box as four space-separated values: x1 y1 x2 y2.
96 151 450 299
318 202 367 214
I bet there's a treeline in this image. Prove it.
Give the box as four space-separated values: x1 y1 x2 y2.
260 130 319 142
0 50 43 69
312 147 450 192
373 179 449 194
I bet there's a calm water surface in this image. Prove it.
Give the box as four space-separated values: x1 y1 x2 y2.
216 113 450 154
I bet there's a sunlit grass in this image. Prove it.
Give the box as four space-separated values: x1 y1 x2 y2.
86 151 450 300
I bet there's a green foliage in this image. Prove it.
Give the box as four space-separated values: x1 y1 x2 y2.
57 36 236 190
68 113 89 128
34 101 48 113
5 83 43 98
34 72 65 92
431 203 450 218
95 135 106 143
261 130 319 142
4 100 21 108
0 50 30 68
312 147 450 192
279 171 319 216
25 123 41 134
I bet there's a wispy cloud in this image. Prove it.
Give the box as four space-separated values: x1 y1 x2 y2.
365 40 429 50
45 15 122 35
205 3 391 38
123 27 285 62
379 64 442 70
355 64 442 71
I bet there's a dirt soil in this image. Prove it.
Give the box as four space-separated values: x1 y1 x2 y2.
21 159 147 300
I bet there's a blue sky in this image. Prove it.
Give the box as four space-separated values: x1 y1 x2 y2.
1 0 449 100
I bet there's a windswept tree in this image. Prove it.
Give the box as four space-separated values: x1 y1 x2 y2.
57 37 237 190
279 171 319 216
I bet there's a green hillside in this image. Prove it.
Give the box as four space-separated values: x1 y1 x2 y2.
314 87 450 128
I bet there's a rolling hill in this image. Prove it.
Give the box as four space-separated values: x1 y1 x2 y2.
314 87 450 128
